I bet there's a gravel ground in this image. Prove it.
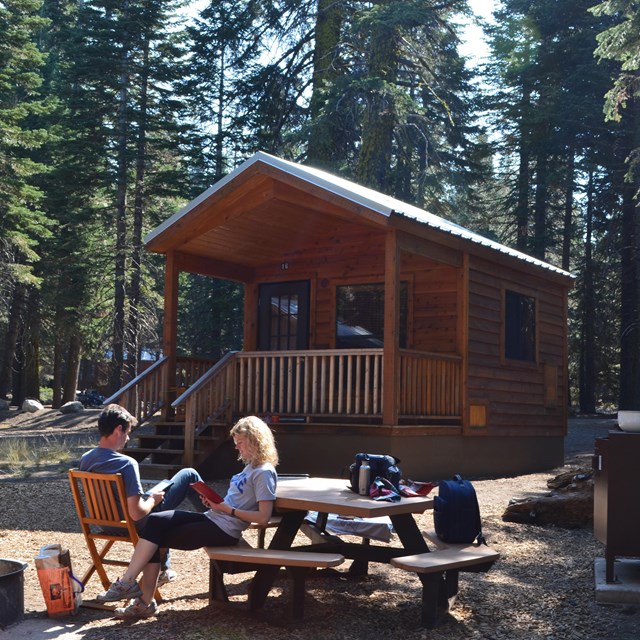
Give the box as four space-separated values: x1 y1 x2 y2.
1 411 638 639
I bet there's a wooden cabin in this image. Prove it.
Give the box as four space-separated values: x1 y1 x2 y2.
107 151 574 480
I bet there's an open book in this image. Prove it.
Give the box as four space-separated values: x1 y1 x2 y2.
190 481 224 504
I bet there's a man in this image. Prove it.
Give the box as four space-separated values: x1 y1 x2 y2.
79 403 204 584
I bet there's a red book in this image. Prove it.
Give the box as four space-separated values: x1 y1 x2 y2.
190 481 224 504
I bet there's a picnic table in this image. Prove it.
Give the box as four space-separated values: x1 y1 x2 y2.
207 476 497 627
242 477 434 607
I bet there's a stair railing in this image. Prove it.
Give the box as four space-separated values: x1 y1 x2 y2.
173 351 238 466
102 356 169 425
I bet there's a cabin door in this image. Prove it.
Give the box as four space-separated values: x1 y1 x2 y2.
258 281 310 350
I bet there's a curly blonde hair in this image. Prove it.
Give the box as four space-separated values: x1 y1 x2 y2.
230 416 279 467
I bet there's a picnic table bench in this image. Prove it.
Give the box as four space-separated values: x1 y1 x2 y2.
391 530 500 627
205 545 345 620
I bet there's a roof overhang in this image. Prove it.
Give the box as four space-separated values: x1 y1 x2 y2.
145 151 574 284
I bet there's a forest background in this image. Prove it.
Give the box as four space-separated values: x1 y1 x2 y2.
1 0 639 415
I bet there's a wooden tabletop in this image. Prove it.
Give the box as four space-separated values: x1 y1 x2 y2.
275 476 434 519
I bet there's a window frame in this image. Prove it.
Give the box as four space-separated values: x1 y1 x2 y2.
334 280 409 349
502 286 538 365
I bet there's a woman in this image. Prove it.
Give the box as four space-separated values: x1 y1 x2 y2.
97 415 278 620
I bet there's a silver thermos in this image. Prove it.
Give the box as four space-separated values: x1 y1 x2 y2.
358 458 371 496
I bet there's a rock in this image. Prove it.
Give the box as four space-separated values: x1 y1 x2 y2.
0 398 9 410
22 398 44 412
60 401 84 414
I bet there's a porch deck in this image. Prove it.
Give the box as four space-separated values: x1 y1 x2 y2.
105 349 462 472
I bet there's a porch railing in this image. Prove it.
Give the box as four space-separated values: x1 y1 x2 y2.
108 348 462 435
174 357 217 389
399 350 462 418
234 349 461 420
236 349 385 418
103 355 216 425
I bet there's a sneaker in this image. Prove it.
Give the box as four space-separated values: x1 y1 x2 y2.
96 578 142 602
114 597 158 620
157 569 177 586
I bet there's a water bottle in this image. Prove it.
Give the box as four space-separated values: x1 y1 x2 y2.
358 458 371 496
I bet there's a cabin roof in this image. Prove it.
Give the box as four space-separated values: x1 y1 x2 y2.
145 151 573 280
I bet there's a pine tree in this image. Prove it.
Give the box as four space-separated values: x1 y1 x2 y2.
485 0 630 409
309 0 481 214
0 0 53 401
62 0 190 392
591 0 640 410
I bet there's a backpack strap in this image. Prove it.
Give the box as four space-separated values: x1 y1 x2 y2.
471 485 486 546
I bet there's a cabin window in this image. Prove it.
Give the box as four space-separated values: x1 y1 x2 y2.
336 283 408 348
258 281 310 350
504 289 536 361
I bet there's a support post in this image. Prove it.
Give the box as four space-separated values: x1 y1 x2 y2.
383 229 400 426
162 252 179 420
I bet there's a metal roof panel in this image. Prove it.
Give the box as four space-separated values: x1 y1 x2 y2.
145 151 573 279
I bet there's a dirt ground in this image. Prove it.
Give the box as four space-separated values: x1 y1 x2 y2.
0 406 101 434
1 408 638 639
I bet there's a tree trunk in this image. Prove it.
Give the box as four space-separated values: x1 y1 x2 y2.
127 34 149 383
580 170 596 414
532 149 549 260
52 323 64 409
215 29 226 182
515 81 531 253
307 0 343 166
63 331 82 404
23 289 41 400
618 97 640 409
562 144 575 272
0 283 28 402
12 320 26 407
355 1 397 191
111 0 131 393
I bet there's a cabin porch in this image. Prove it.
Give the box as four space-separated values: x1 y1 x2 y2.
105 348 465 478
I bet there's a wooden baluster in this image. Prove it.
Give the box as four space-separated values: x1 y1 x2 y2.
346 355 353 415
364 354 371 414
310 355 317 414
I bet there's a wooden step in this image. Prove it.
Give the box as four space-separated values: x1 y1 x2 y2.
136 434 222 443
125 447 184 456
130 417 229 478
143 420 187 427
138 463 183 479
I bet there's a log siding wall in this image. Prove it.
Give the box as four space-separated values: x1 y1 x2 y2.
467 256 568 434
250 220 568 437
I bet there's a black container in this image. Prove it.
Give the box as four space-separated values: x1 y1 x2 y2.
593 431 640 582
0 558 28 628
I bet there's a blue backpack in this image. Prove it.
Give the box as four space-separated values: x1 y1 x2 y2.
434 475 486 544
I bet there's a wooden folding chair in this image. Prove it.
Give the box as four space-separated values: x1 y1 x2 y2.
68 469 162 607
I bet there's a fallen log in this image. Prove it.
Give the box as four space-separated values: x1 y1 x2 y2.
502 468 593 528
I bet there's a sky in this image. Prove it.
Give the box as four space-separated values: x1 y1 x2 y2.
185 0 497 64
459 0 497 66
